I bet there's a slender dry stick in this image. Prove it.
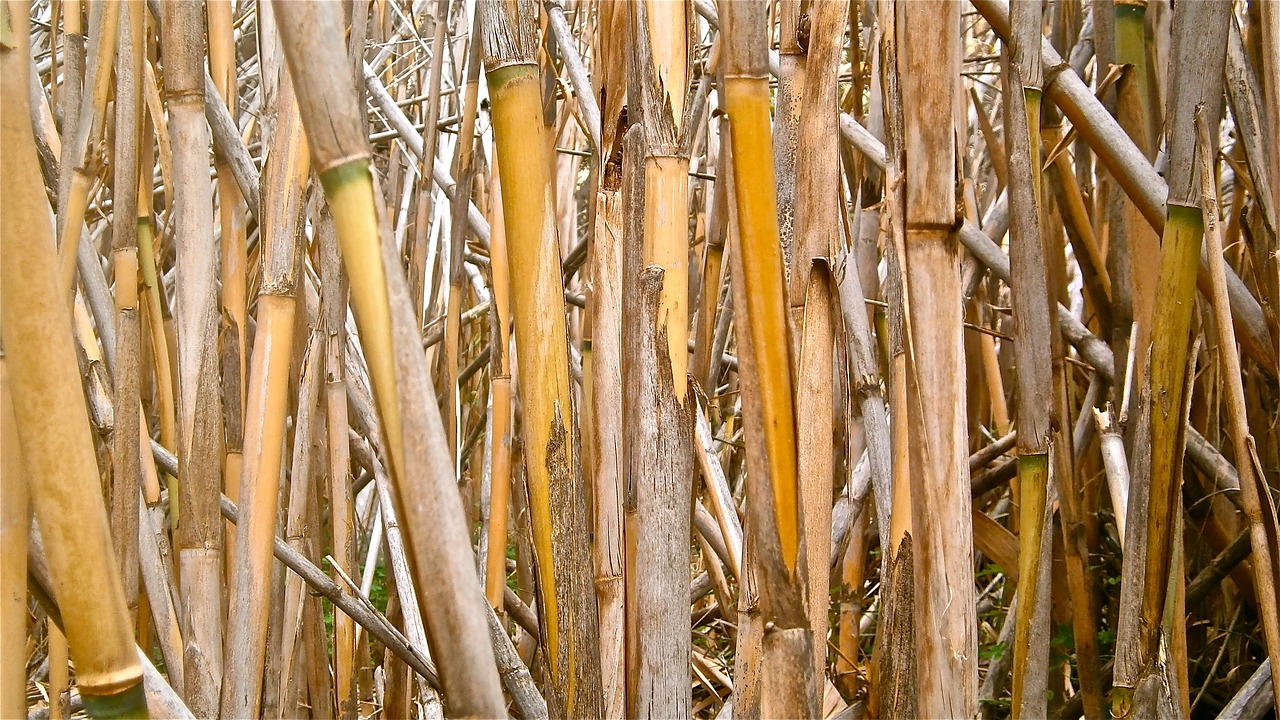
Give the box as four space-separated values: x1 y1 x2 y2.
409 0 451 330
276 336 324 716
478 1 604 715
1259 2 1280 321
55 0 119 297
272 3 506 714
221 70 308 719
110 0 145 626
484 153 516 608
0 352 29 720
1196 107 1280 701
1002 3 1053 716
318 208 358 720
720 1 815 716
57 0 84 218
443 20 483 477
589 126 627 719
0 5 145 712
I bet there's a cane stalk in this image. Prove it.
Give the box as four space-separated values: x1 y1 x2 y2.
720 1 815 716
0 5 145 713
272 2 506 714
478 1 605 715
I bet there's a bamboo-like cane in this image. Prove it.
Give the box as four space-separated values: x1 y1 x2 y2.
588 142 627 718
484 154 516 608
1120 3 1231 707
110 0 145 626
271 2 506 715
1002 3 1053 716
208 0 248 582
318 207 359 720
478 1 605 715
0 5 145 713
782 0 846 688
55 0 119 297
158 2 224 713
221 70 308 720
890 0 976 716
630 0 693 396
720 2 815 716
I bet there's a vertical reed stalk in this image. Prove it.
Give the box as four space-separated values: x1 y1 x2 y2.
221 71 308 720
110 0 144 627
721 1 815 715
1002 3 1053 716
159 2 224 713
892 0 976 715
479 1 604 715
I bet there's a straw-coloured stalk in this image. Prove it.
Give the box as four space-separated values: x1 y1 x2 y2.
110 0 145 625
1124 0 1230 696
0 346 29 720
208 0 248 578
720 1 815 716
483 155 515 609
158 2 224 713
0 5 145 713
478 1 604 715
1195 107 1280 701
630 0 693 396
588 126 627 718
1001 3 1053 716
221 69 308 720
55 0 119 297
781 0 846 687
271 2 506 715
891 0 976 716
318 208 358 720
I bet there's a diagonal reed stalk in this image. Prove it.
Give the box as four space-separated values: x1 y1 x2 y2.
271 2 507 715
1 5 145 714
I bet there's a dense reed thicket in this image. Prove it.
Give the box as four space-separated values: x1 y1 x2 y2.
5 0 1280 718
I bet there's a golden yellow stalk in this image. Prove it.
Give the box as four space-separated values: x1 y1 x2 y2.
0 5 145 712
221 71 309 720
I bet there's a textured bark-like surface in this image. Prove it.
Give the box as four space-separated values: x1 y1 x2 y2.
590 178 627 719
159 1 224 714
876 537 918 720
629 268 695 719
893 1 976 715
377 186 508 718
481 8 605 702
